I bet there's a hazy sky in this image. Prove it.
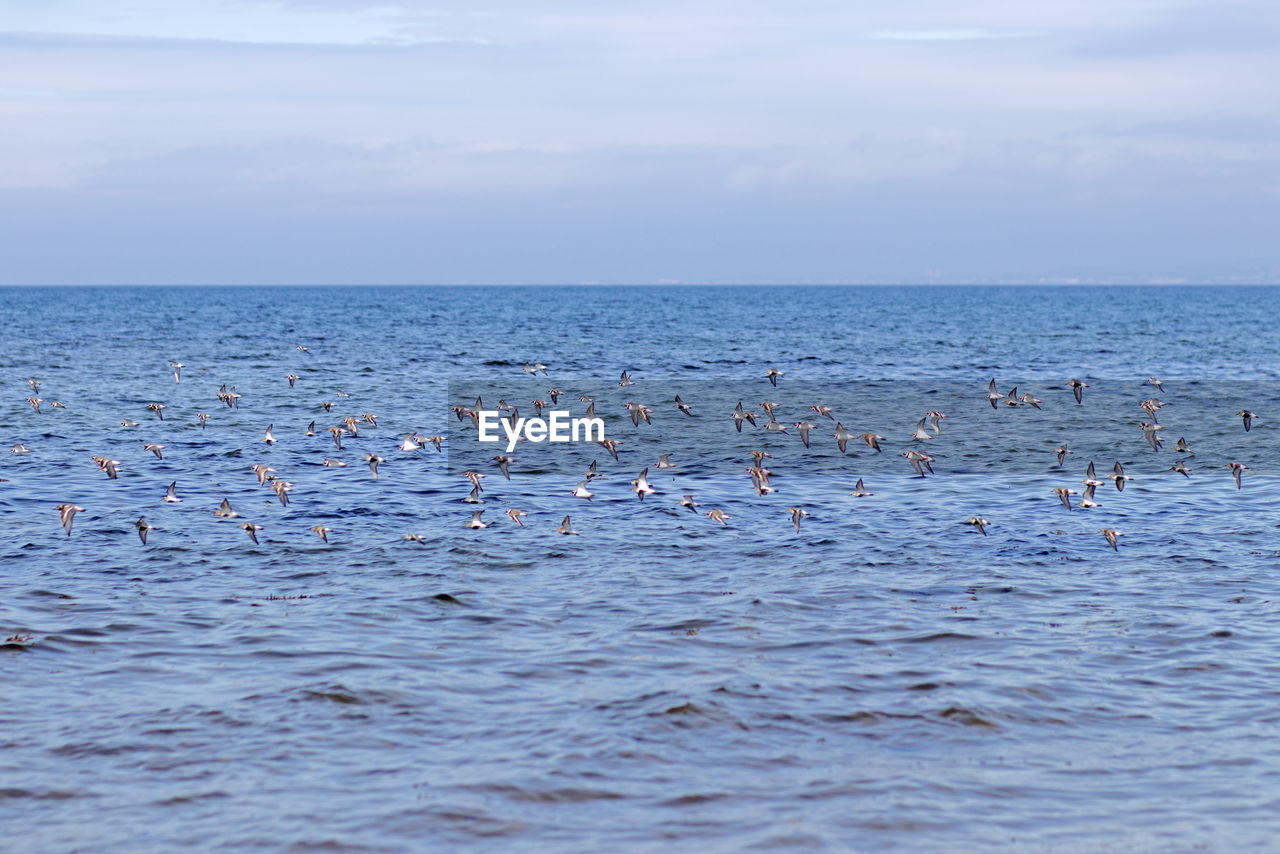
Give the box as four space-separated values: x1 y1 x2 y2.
2 1 1277 284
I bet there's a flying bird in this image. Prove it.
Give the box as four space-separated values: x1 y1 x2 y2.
55 504 85 536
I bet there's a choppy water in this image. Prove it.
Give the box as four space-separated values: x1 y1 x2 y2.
3 285 1280 852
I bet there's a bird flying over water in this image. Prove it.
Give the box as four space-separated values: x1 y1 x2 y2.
56 504 85 536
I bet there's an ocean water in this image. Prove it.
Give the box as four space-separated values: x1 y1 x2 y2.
2 284 1279 852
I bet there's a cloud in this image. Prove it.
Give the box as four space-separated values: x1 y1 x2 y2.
1 1 1278 282
866 28 1041 41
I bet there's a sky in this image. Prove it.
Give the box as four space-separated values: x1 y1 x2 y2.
1 1 1277 284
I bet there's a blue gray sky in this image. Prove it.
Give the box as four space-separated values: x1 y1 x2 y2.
2 1 1277 284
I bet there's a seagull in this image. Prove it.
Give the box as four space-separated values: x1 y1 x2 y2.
557 515 580 535
765 368 783 386
135 517 154 544
1107 462 1133 492
465 510 488 529
311 525 331 543
505 509 528 526
1228 462 1248 489
678 495 699 512
1068 379 1088 405
364 454 384 479
787 507 809 533
215 498 241 518
833 423 853 454
1238 410 1257 432
631 467 656 500
142 443 165 459
706 508 731 526
56 504 85 536
493 455 513 480
850 478 873 497
1055 443 1072 466
262 424 277 445
1170 460 1190 477
239 522 263 544
1100 528 1122 551
860 433 885 452
965 516 989 536
674 395 693 416
1052 487 1077 510
163 481 182 503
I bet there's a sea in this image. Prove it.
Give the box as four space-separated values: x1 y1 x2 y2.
2 284 1279 852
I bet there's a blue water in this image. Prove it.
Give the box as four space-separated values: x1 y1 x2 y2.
2 285 1279 852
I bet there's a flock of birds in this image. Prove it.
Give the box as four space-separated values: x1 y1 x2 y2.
446 370 1263 552
5 360 1265 553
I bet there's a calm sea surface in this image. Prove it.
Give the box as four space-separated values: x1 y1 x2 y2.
2 285 1279 852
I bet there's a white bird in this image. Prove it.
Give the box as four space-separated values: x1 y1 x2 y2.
163 481 182 503
631 467 656 500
